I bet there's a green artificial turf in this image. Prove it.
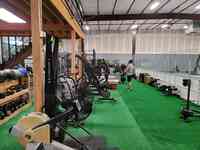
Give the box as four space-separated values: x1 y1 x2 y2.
118 80 200 150
67 92 152 150
1 80 200 150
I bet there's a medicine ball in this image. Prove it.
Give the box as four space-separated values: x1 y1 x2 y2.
4 69 13 79
12 69 22 79
18 67 28 77
0 71 6 82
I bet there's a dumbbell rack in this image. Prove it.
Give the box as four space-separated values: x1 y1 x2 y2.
0 77 32 125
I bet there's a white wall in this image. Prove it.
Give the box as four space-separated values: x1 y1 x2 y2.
136 31 200 54
84 31 200 54
60 39 81 53
84 32 133 54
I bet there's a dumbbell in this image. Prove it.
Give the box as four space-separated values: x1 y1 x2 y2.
10 102 18 112
20 94 29 105
15 85 24 92
3 104 12 116
15 100 22 109
0 93 6 99
0 107 5 120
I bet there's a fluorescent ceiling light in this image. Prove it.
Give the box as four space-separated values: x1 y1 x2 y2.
131 24 138 30
150 2 160 10
184 25 188 29
79 5 83 13
85 25 90 31
161 24 168 28
0 8 26 23
195 4 200 9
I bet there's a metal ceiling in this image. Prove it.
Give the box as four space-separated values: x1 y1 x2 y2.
79 0 200 32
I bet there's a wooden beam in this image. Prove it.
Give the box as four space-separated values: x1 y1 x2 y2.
0 22 70 32
31 0 44 112
50 0 85 39
43 0 65 23
71 30 76 79
0 31 31 36
0 23 30 31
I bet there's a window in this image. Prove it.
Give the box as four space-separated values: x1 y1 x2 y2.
16 37 23 52
9 36 16 56
2 36 9 62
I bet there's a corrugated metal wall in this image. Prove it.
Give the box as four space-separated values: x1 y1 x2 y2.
84 32 133 54
136 31 200 54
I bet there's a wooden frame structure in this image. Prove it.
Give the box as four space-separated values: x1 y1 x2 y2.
0 0 85 112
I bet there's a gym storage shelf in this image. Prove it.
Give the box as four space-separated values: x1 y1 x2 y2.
0 88 31 125
0 101 32 125
0 89 29 106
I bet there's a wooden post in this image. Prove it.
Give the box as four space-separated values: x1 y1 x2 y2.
31 0 44 112
71 30 76 79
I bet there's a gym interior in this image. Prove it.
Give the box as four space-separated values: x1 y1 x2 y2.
0 0 200 150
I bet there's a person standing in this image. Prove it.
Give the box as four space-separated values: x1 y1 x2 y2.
125 60 135 90
120 64 126 84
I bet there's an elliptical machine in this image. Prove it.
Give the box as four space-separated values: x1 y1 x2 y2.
181 79 200 121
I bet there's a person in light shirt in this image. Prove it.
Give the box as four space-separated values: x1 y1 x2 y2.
125 60 135 90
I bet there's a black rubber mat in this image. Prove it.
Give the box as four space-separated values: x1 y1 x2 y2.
64 136 120 150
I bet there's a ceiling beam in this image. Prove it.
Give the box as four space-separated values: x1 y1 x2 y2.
179 0 200 12
118 0 136 31
145 0 171 30
140 0 154 14
155 0 171 13
151 0 197 30
50 0 85 39
108 0 118 31
43 0 65 23
87 22 189 26
0 22 70 32
0 31 31 36
126 0 136 14
169 0 190 13
84 13 200 21
112 0 118 14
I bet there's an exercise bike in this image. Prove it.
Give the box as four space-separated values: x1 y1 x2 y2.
56 75 93 124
